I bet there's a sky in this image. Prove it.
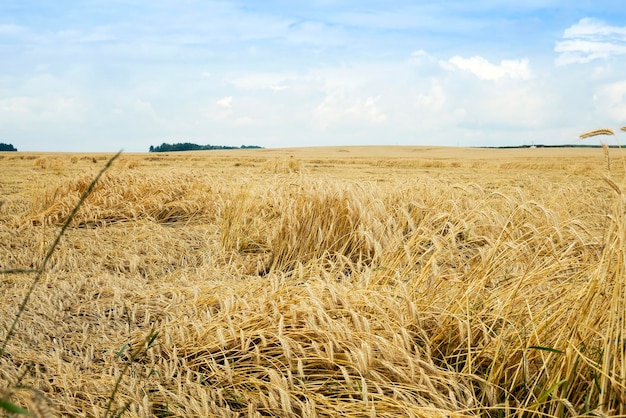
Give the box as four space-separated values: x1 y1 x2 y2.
1 1 626 152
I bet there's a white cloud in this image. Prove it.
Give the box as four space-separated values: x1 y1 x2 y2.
286 21 348 48
314 93 387 129
216 96 233 108
235 116 254 125
228 72 299 91
0 96 37 113
415 79 445 110
411 50 429 58
131 99 160 120
363 97 387 124
467 84 549 128
593 81 626 122
556 18 626 65
446 56 532 81
564 17 626 39
0 94 89 146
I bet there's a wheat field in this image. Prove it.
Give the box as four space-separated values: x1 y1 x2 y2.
1 146 626 417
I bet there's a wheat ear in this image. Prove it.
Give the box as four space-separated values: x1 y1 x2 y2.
579 128 615 139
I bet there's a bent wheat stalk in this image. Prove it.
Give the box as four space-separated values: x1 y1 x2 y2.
579 129 615 139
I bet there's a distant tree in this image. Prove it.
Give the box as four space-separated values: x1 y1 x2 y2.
0 143 17 151
149 142 263 152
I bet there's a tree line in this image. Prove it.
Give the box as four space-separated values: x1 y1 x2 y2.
149 143 263 152
0 143 17 151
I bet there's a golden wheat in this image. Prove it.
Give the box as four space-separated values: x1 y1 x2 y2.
580 128 615 139
1 147 625 416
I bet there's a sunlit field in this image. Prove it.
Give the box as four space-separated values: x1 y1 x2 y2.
1 146 626 417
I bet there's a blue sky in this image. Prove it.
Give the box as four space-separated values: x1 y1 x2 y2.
1 1 626 152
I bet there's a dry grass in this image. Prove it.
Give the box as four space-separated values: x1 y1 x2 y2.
1 146 626 416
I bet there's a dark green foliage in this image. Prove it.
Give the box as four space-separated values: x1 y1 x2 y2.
149 142 263 152
481 144 620 149
0 143 17 151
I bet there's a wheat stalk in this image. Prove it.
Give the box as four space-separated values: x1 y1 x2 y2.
603 175 622 195
579 128 615 139
603 142 612 173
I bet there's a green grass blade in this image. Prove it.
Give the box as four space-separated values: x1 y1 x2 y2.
0 399 30 415
529 345 564 354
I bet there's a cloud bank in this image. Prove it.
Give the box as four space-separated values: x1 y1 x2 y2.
1 2 626 151
556 18 626 65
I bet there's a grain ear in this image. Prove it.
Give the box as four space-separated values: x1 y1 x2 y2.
579 128 615 139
